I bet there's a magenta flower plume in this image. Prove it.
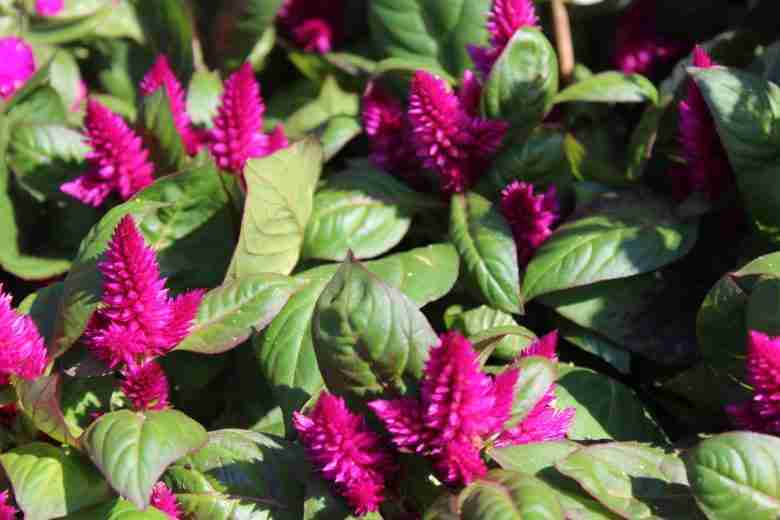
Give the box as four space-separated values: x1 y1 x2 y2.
674 46 733 201
61 100 155 207
408 70 507 194
140 55 201 156
0 285 48 384
726 331 780 434
35 0 63 16
85 216 204 368
277 0 345 53
371 331 574 486
500 181 559 266
0 490 18 520
615 0 688 75
521 331 559 361
209 63 288 175
0 37 36 100
150 482 181 519
469 0 539 76
293 392 395 515
120 361 171 411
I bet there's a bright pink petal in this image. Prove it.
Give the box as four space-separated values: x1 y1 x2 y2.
293 392 395 515
497 387 575 446
0 37 36 100
0 490 19 520
728 331 780 434
615 0 688 75
521 331 559 361
500 181 559 265
163 290 205 347
490 367 519 432
0 285 48 380
432 437 488 486
368 398 431 453
60 172 114 207
35 0 63 16
469 0 538 76
150 482 181 519
277 0 344 53
458 70 483 116
120 360 170 411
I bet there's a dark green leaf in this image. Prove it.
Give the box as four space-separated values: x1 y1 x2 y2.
487 127 573 192
284 77 358 139
313 257 437 402
553 72 658 105
460 470 564 520
450 192 521 314
25 6 113 45
135 0 194 79
211 0 285 72
83 409 208 509
140 89 187 172
65 498 169 519
686 432 780 520
15 374 82 448
448 305 536 361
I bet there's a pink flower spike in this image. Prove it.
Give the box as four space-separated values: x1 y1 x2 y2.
615 0 688 75
367 398 431 453
469 0 538 76
85 216 203 367
140 55 201 156
0 490 18 520
726 331 780 434
150 482 181 519
293 392 395 515
61 99 155 207
0 284 48 381
497 388 575 447
209 63 288 175
458 70 483 117
0 37 36 100
675 45 733 201
521 331 559 361
408 70 507 194
120 360 171 411
277 0 344 53
35 0 63 16
500 181 559 266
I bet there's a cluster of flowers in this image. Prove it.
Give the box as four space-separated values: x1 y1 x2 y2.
294 331 575 515
727 331 780 435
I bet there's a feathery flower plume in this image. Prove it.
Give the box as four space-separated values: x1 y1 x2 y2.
209 63 288 176
150 482 181 519
35 0 63 16
615 0 688 75
520 331 559 361
120 361 171 411
140 55 201 155
293 392 395 515
277 0 345 53
0 37 36 100
84 216 204 368
0 285 48 383
673 46 733 200
500 181 559 266
408 70 507 194
469 0 539 77
61 100 155 207
0 490 18 520
726 331 780 434
370 332 574 486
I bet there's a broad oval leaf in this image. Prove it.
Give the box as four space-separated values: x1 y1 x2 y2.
556 443 702 519
83 409 208 509
487 127 572 192
553 71 658 105
685 432 780 520
0 443 110 519
522 190 699 301
176 274 300 354
488 441 580 476
15 374 82 448
451 192 521 314
481 28 559 136
460 470 564 520
368 0 491 77
227 139 323 279
313 257 438 402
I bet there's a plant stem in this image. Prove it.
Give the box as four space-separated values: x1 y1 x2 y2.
551 0 575 85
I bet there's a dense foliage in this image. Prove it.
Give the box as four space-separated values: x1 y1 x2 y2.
2 0 780 518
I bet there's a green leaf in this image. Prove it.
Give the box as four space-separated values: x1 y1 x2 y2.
18 281 64 348
451 192 521 314
487 127 573 192
553 72 658 105
176 274 300 354
302 163 433 261
0 442 111 519
448 305 536 361
168 429 305 520
61 376 122 436
555 321 631 374
555 365 667 443
186 70 223 127
25 6 114 45
686 432 780 520
626 102 666 181
556 443 702 519
746 276 780 335
303 476 375 520
460 470 564 520
135 0 194 79
481 28 559 136
284 76 359 139
211 0 285 72
368 0 490 77
313 257 437 402
373 57 455 83
488 441 580 476
140 89 187 172
522 190 699 301
83 409 208 509
503 357 557 428
65 498 170 519
317 114 362 162
226 139 323 279
15 374 82 448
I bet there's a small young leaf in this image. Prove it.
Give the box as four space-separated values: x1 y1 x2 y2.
553 71 658 105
